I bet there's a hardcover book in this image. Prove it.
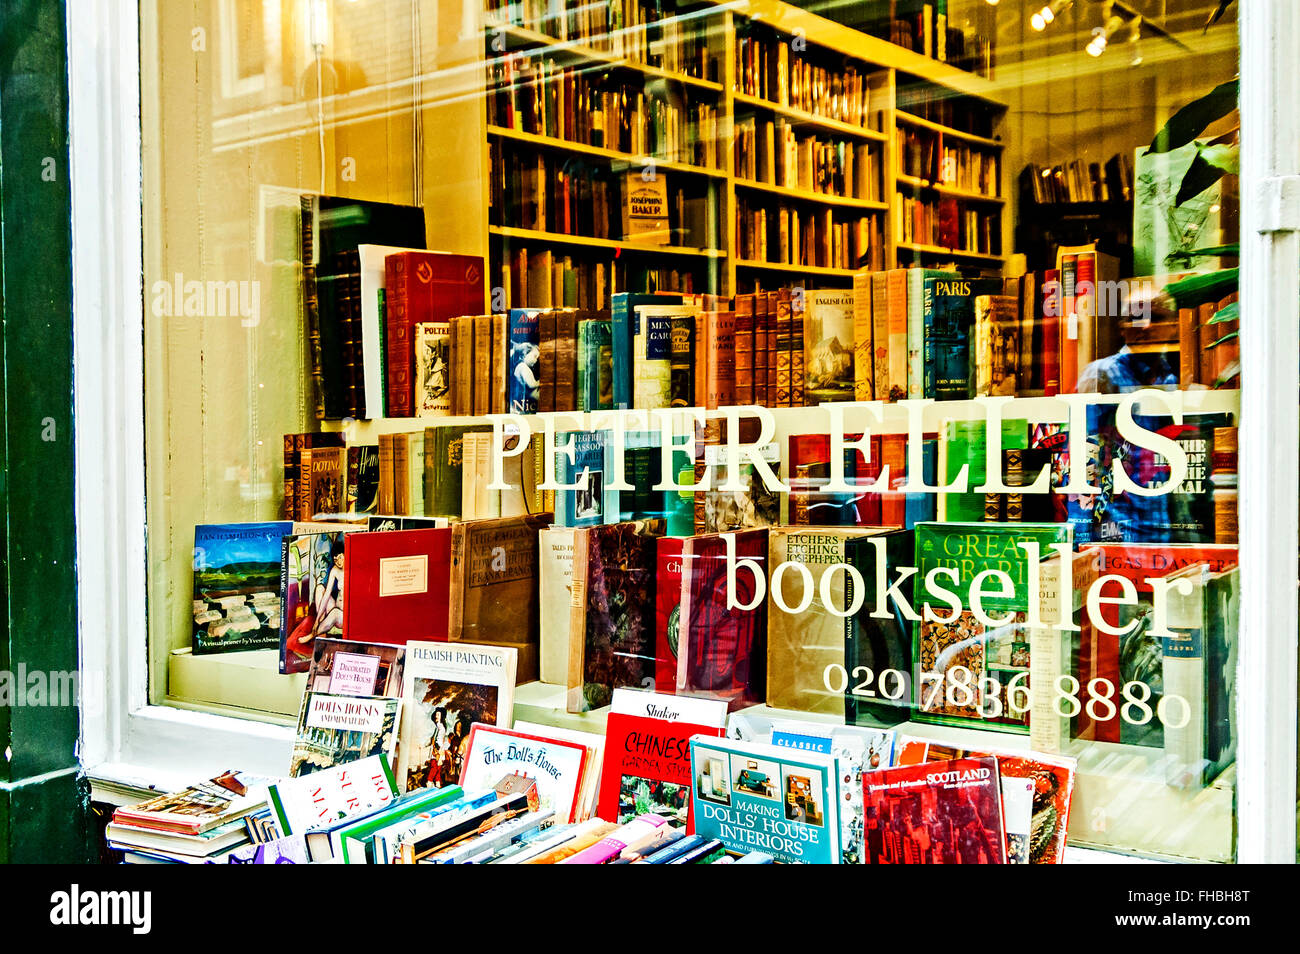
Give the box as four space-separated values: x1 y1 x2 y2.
397 641 518 794
300 637 406 697
845 528 916 727
597 689 729 828
611 292 683 409
690 736 841 864
803 289 856 403
447 513 553 682
539 526 577 685
459 724 592 824
654 536 692 692
268 755 399 836
567 519 666 712
923 276 1003 400
577 316 614 411
113 771 272 836
912 521 1072 732
507 308 543 413
554 430 618 527
767 528 888 714
861 757 1006 864
677 529 769 710
634 304 695 410
342 528 452 645
288 693 402 778
414 320 451 416
193 522 292 655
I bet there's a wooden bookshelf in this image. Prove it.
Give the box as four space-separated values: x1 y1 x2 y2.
480 0 1015 306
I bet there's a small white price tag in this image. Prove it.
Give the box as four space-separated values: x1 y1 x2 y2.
1067 311 1079 340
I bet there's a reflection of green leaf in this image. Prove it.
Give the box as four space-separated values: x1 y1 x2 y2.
1208 302 1238 324
1149 79 1238 154
1165 268 1239 309
1186 243 1239 258
1175 152 1227 206
1199 143 1239 175
1207 331 1238 349
1213 359 1241 388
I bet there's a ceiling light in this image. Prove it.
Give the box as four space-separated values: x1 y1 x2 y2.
1031 0 1072 32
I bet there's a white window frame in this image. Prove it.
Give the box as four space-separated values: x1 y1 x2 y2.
70 0 1298 860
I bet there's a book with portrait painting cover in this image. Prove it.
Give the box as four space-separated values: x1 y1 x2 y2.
861 756 1006 864
566 518 666 713
396 641 517 794
597 689 728 829
676 529 769 711
342 527 452 645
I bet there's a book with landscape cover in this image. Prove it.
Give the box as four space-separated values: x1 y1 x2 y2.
567 518 666 712
598 689 728 829
803 289 856 403
341 527 452 645
862 757 1006 864
677 529 768 710
193 521 292 655
689 736 841 864
397 641 518 793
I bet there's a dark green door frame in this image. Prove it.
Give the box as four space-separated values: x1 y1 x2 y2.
0 0 92 863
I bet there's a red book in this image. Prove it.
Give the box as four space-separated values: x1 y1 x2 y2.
342 528 453 644
676 529 768 711
596 689 728 830
654 537 690 693
862 757 1006 864
879 433 908 528
384 251 485 417
1078 543 1238 744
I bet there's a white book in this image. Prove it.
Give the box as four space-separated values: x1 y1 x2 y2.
538 527 577 684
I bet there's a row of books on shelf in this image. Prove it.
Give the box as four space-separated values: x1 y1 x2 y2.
734 26 881 130
897 125 1001 195
895 193 1000 254
486 56 721 167
734 116 883 200
109 677 1080 865
488 152 714 249
1021 153 1136 205
736 200 883 271
861 3 995 77
485 0 717 82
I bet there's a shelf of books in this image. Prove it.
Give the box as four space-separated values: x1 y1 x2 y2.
135 0 1246 866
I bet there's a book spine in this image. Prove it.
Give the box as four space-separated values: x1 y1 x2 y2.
493 313 508 414
1059 254 1078 393
378 433 393 514
277 534 293 675
283 434 298 520
669 314 695 408
447 522 468 640
790 294 805 406
555 310 577 412
386 255 413 418
298 446 314 521
346 445 360 512
392 433 410 516
705 311 737 409
301 198 326 420
538 311 557 413
474 315 492 416
775 292 793 406
886 268 908 401
852 272 874 400
734 295 754 404
612 295 632 410
1042 271 1060 396
566 528 590 713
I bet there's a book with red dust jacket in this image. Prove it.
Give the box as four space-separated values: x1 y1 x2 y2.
596 688 728 830
862 756 1006 864
342 528 452 644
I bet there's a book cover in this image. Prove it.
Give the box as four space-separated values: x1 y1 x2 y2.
447 513 553 662
598 689 728 828
633 304 694 410
554 429 617 527
612 292 682 410
767 528 888 714
397 641 518 793
923 275 1003 400
803 289 856 403
861 757 1006 864
349 444 380 514
940 418 1029 523
341 528 452 645
507 308 543 413
279 530 350 674
912 521 1072 732
567 518 666 712
539 526 577 685
113 770 272 836
971 293 1020 396
300 636 406 697
770 721 896 864
414 320 451 416
907 267 958 399
268 755 398 836
690 736 841 864
577 316 614 411
305 446 346 518
677 529 768 710
844 528 916 727
192 521 292 655
699 441 781 533
653 536 692 693
894 739 1078 865
459 724 591 824
288 693 402 778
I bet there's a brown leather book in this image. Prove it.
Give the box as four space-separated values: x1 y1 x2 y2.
734 293 755 404
554 309 578 412
538 311 557 413
473 314 492 416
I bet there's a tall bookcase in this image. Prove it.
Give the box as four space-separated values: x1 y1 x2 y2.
476 0 1008 304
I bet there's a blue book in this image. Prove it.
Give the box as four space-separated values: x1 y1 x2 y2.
507 308 543 414
554 430 617 527
690 736 841 865
667 837 725 864
922 276 1002 401
906 268 958 398
904 437 938 528
611 292 682 410
733 851 774 864
634 830 694 863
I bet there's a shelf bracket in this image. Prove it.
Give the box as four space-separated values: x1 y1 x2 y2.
1255 174 1300 233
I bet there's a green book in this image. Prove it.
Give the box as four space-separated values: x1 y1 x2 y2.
940 418 1029 522
336 784 464 863
578 317 613 412
911 520 1072 733
423 424 490 518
